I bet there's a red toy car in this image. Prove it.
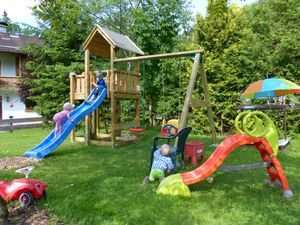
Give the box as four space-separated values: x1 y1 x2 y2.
0 166 48 206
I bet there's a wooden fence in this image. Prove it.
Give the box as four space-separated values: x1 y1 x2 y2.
0 117 45 132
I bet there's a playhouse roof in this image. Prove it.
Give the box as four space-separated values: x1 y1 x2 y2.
83 25 144 58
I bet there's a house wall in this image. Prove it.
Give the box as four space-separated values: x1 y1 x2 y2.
0 52 16 76
0 87 40 120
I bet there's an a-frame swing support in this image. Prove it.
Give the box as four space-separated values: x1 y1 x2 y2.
114 50 217 144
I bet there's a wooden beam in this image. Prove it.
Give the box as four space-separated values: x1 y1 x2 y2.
85 49 91 145
179 53 200 131
135 98 141 128
110 46 116 147
114 50 204 63
189 99 212 107
70 73 76 142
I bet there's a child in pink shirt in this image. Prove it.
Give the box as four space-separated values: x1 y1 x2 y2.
53 102 74 138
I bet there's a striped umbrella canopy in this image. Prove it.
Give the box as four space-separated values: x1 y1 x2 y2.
241 78 300 99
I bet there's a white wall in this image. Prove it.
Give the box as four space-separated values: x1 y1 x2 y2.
0 87 40 119
0 52 16 76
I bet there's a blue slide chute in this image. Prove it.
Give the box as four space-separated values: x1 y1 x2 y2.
24 88 107 159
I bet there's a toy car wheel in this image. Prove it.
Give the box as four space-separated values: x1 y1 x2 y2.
18 192 33 206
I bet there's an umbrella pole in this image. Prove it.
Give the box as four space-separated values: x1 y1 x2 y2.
284 108 287 139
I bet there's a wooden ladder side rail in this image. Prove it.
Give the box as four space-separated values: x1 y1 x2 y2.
84 49 91 145
70 72 76 142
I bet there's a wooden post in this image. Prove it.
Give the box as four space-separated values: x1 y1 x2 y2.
96 107 99 137
178 53 200 131
91 72 98 139
85 49 91 145
135 60 141 130
110 46 116 147
0 96 2 120
136 99 141 128
9 116 13 133
199 56 217 144
70 73 76 142
115 100 121 137
284 109 287 139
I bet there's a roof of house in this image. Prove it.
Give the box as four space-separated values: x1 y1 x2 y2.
83 25 144 57
0 32 41 54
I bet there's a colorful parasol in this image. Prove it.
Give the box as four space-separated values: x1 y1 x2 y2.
241 78 300 99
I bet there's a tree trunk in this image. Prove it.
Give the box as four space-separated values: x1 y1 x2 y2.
0 196 8 224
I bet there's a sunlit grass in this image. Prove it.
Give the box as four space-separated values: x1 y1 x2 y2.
0 128 299 224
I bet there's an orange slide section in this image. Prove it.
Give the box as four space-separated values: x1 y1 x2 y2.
181 134 290 192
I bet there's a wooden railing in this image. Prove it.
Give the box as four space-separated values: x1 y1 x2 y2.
70 70 140 100
74 73 86 99
0 117 45 132
108 70 140 93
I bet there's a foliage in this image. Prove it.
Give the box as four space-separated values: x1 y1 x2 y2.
22 0 94 118
82 0 134 34
231 0 300 135
192 0 243 134
191 0 300 135
17 56 36 108
130 0 193 123
0 11 22 34
0 10 39 35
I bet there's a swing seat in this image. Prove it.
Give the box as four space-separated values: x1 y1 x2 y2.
128 128 145 133
128 128 145 139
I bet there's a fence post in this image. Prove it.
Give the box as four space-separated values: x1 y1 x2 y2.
9 116 13 133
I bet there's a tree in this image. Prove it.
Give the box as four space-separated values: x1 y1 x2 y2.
83 0 134 34
130 0 193 122
22 0 193 123
191 0 300 135
23 0 94 118
1 11 22 34
192 0 244 133
236 0 300 135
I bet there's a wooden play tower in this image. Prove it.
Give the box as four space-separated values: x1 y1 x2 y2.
70 25 144 147
70 25 217 147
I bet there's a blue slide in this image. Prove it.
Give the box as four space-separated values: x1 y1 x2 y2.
24 88 107 159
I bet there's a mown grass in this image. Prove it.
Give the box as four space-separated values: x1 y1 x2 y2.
0 128 299 225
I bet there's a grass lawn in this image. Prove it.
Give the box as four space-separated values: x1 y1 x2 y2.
0 128 299 225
